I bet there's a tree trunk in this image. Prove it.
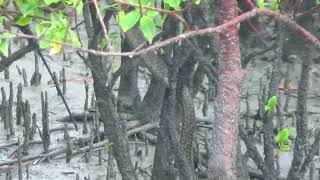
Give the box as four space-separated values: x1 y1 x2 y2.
151 15 195 180
84 3 137 180
151 75 195 180
262 22 284 180
150 88 178 180
118 40 140 113
208 0 244 179
287 1 316 179
89 38 137 180
136 75 166 123
235 138 249 180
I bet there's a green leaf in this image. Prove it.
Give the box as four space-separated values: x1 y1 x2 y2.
279 145 290 151
0 0 4 7
35 21 50 36
100 3 118 13
257 0 265 8
195 0 201 5
276 127 296 149
19 3 36 16
44 0 60 5
49 43 62 55
75 0 84 14
141 0 153 5
161 14 168 28
0 32 16 39
264 105 271 112
0 42 9 57
0 16 5 25
30 9 45 18
127 0 138 3
15 16 32 26
140 16 156 44
276 128 289 144
264 96 277 112
258 0 279 10
109 32 120 39
164 0 181 10
39 40 50 49
264 2 279 11
147 10 159 17
287 128 296 137
118 10 141 32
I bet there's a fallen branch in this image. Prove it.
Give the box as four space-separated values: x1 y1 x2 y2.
0 121 158 167
55 112 96 122
127 122 159 135
0 140 42 149
137 132 157 144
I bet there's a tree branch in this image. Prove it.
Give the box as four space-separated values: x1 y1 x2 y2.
1 8 320 59
0 44 35 72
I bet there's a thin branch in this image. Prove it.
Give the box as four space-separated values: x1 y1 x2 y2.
36 50 78 131
1 8 320 58
296 5 320 19
92 0 112 50
238 8 268 47
0 44 35 72
299 128 320 176
239 125 267 173
242 43 276 68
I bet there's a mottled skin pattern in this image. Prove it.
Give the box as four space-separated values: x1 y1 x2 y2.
180 86 196 168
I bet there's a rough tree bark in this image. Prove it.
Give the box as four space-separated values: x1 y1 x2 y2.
118 40 140 113
287 43 312 180
89 36 137 180
154 68 194 180
151 16 194 180
84 3 137 180
262 22 284 180
287 1 316 179
208 0 244 179
136 76 166 123
125 27 168 124
151 87 178 180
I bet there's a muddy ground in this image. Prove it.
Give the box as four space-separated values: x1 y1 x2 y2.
0 47 320 180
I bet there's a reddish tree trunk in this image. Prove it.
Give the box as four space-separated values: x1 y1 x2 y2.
208 0 244 179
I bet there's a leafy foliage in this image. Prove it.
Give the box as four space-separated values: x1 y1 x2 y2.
257 0 280 11
0 0 82 55
118 10 141 32
0 32 15 39
264 96 277 112
276 128 296 153
0 16 16 56
140 16 156 43
0 42 9 57
116 0 200 43
0 0 200 55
